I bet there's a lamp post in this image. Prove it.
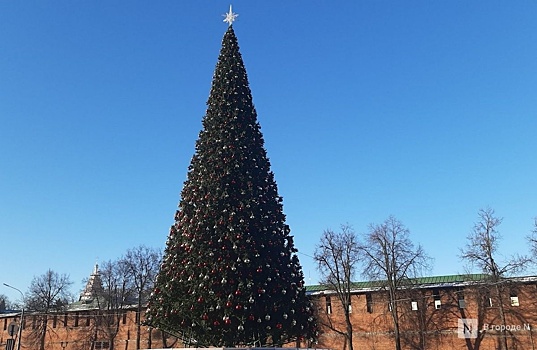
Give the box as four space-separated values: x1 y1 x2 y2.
3 283 24 350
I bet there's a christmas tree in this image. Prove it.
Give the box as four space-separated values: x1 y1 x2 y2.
146 9 317 348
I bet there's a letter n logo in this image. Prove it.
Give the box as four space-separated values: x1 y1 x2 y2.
458 318 478 338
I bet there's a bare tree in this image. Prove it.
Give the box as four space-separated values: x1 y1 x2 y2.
460 208 530 350
25 269 73 350
358 216 430 350
0 294 13 311
314 225 360 350
96 259 134 350
122 245 161 350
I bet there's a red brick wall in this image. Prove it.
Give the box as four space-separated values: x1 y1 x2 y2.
0 309 181 350
2 282 537 350
311 282 537 350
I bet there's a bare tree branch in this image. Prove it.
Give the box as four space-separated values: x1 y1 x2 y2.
25 269 73 350
460 208 530 279
122 245 161 350
314 225 359 350
358 216 431 350
460 208 531 350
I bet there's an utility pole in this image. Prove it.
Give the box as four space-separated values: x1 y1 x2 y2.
3 283 24 350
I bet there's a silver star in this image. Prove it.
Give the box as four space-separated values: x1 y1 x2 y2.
223 5 238 26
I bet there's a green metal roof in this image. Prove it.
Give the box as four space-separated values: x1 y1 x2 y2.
410 273 489 284
306 273 490 293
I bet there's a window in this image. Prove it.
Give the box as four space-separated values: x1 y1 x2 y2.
64 314 68 327
325 296 332 314
366 293 373 313
458 288 466 309
510 291 520 307
53 315 57 328
433 289 441 309
483 290 493 307
86 316 91 327
348 297 352 313
74 313 79 327
94 341 110 350
411 301 418 311
122 312 127 325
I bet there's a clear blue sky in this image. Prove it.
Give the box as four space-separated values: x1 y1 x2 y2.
1 1 536 303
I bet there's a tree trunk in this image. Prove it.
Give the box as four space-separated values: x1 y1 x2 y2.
495 284 509 350
390 302 402 350
387 286 402 350
345 309 354 350
136 297 143 350
39 315 48 350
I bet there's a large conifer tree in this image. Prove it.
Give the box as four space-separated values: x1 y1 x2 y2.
146 22 317 347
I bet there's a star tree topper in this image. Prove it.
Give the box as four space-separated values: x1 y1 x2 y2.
223 5 238 26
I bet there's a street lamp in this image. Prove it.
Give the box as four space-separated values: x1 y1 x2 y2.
3 283 24 350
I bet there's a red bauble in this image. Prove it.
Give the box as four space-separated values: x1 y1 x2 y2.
226 301 233 307
225 318 232 325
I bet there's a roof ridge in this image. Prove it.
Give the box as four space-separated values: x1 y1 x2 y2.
306 274 537 293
